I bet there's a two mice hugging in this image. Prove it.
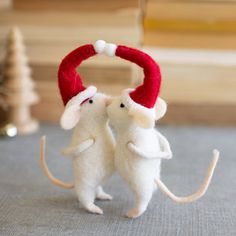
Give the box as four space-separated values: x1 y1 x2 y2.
40 40 219 219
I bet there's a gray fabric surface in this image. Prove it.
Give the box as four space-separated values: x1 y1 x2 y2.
0 124 235 236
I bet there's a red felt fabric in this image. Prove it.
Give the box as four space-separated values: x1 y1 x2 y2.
58 44 96 105
116 46 161 108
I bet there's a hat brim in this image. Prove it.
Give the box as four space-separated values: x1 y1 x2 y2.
121 89 156 128
66 86 97 108
60 86 97 130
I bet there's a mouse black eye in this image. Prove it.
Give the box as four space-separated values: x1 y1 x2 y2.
120 103 125 108
89 100 93 104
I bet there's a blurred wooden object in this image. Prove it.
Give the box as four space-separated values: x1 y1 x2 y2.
144 32 236 50
162 104 236 126
0 0 11 9
133 47 236 124
13 0 140 11
0 10 142 58
2 27 39 134
0 88 7 124
145 1 236 22
144 1 236 49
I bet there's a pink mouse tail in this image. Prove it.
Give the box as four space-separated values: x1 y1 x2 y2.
40 136 74 189
155 149 219 203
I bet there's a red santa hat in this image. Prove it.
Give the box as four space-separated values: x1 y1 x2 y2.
58 40 107 129
100 41 163 128
58 40 163 129
58 40 108 106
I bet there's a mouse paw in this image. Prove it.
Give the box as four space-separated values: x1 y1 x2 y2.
87 204 103 215
126 208 143 219
96 187 113 201
96 192 113 201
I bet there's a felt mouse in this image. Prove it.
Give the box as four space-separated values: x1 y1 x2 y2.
98 41 220 218
40 41 115 215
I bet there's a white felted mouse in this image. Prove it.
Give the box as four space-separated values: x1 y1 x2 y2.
40 41 115 215
99 41 219 218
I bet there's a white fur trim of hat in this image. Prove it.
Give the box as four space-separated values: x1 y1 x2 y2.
67 86 97 107
60 86 97 130
121 89 156 128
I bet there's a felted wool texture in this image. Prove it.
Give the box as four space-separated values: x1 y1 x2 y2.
115 45 162 109
58 44 97 106
107 96 172 218
59 93 115 214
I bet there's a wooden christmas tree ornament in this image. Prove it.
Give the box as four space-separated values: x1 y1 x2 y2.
2 27 39 134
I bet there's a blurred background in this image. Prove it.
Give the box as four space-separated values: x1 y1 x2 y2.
0 0 236 128
1 2 236 234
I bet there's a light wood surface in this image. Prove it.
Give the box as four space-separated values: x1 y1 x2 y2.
0 0 11 9
0 9 140 28
161 103 236 126
144 1 236 49
145 1 236 21
144 31 236 49
13 0 140 12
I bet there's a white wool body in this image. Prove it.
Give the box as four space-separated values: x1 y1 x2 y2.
107 96 171 218
61 93 115 214
115 125 162 206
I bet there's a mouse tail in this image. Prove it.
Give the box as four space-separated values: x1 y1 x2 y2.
40 136 74 189
155 149 219 203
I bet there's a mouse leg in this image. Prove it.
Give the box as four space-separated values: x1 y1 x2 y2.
75 184 103 215
126 184 153 219
96 186 113 201
153 171 161 192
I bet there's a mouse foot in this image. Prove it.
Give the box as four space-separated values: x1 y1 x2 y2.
126 208 144 219
86 204 103 215
96 192 113 201
96 187 113 201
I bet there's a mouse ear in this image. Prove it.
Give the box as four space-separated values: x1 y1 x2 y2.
155 97 167 121
60 102 81 130
128 108 155 129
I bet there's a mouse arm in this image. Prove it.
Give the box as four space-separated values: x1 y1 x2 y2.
61 138 95 157
156 131 172 159
127 141 171 159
